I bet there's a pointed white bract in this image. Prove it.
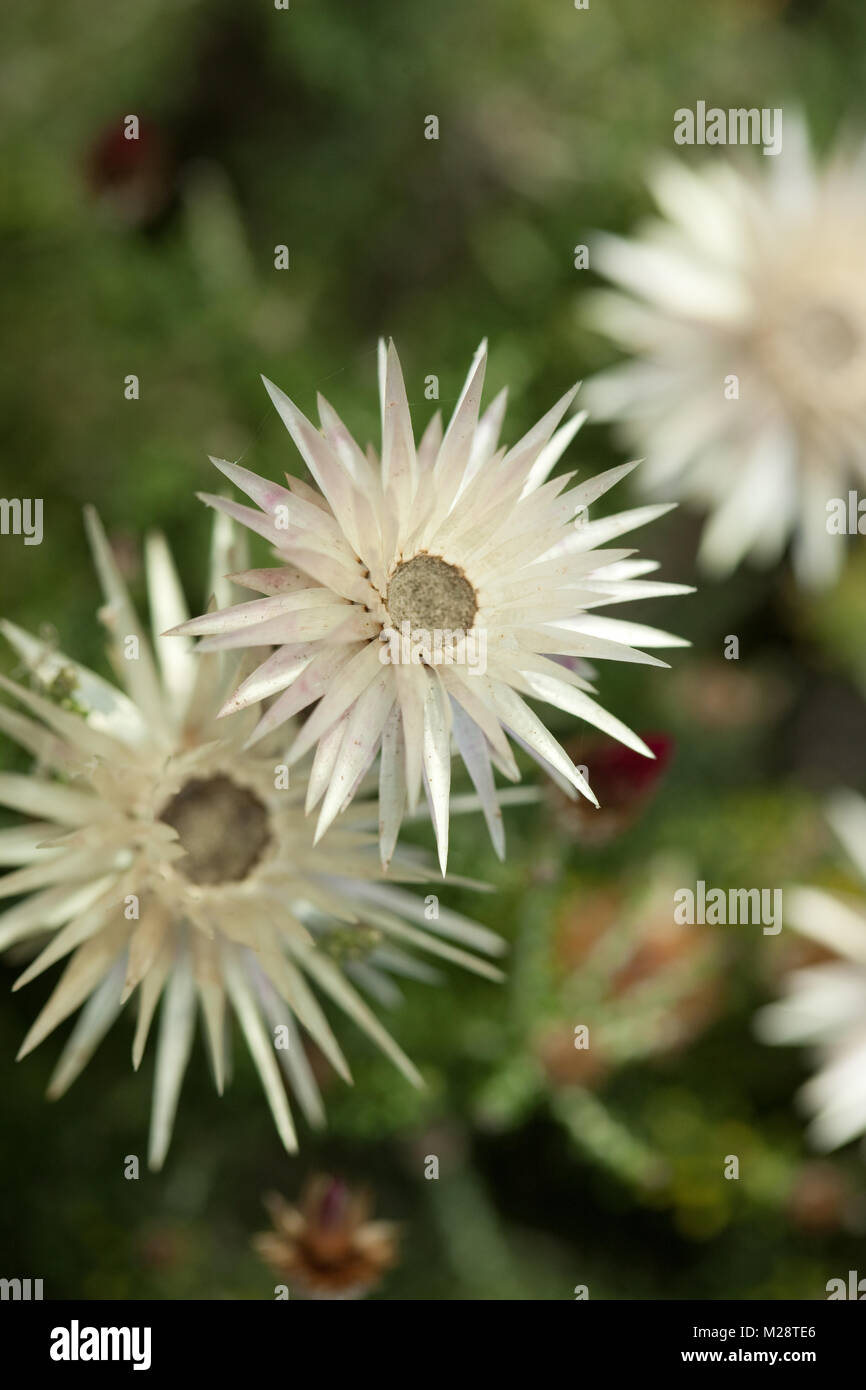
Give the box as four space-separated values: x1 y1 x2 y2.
174 342 688 872
584 121 866 589
755 792 866 1151
0 512 504 1169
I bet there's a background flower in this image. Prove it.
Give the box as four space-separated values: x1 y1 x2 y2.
756 791 866 1152
0 512 503 1168
253 1175 400 1299
584 119 866 588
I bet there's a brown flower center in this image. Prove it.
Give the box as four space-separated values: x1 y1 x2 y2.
794 302 860 371
386 554 477 632
159 774 272 885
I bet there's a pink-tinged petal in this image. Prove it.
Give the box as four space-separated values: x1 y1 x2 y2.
416 409 443 472
571 615 690 649
285 473 333 513
539 628 670 667
244 644 359 748
519 672 655 758
317 393 380 493
218 646 314 716
261 376 363 554
226 566 311 595
451 700 505 859
394 663 426 813
280 546 372 605
288 641 386 763
485 680 598 804
195 603 355 652
421 673 452 875
419 343 487 539
170 588 336 637
549 502 677 557
207 507 249 614
197 491 284 547
437 667 518 775
555 458 638 512
378 704 406 869
305 714 349 813
520 409 588 496
380 339 417 503
498 383 581 491
466 386 508 480
314 670 394 841
209 455 294 516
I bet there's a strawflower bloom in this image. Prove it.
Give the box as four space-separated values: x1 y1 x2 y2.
0 512 502 1168
584 121 866 587
253 1176 399 1299
173 340 689 871
756 791 866 1151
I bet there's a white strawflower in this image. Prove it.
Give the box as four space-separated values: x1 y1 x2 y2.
756 792 866 1151
584 121 866 588
0 511 503 1169
172 341 689 873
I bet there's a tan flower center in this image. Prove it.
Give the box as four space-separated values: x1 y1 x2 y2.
794 303 860 371
159 774 272 885
386 555 477 632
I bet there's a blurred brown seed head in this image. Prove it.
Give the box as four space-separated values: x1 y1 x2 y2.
253 1176 400 1300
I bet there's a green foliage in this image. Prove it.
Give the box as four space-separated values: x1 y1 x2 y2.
2 0 866 1301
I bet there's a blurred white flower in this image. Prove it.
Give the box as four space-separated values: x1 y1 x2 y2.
172 341 689 873
0 511 503 1169
756 791 866 1151
584 122 866 587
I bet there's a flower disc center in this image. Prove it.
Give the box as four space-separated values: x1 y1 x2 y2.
159 774 272 885
386 555 477 632
795 302 860 371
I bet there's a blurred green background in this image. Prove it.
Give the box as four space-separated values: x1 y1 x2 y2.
2 0 866 1300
